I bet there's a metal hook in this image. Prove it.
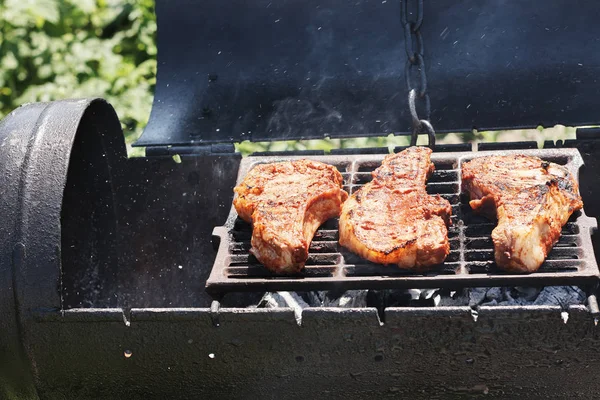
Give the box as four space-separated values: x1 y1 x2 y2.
408 89 436 148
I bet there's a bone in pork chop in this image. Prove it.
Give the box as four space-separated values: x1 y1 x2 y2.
233 160 348 273
462 155 583 273
339 147 452 268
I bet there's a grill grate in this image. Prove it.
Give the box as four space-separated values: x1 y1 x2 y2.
206 148 599 296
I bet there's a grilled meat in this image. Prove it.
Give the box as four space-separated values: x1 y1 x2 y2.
233 159 348 273
339 147 452 268
462 155 583 273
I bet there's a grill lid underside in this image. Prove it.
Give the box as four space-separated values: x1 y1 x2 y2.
136 0 600 147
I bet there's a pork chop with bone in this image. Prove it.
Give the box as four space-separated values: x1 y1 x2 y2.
462 154 583 272
234 159 348 273
339 147 452 268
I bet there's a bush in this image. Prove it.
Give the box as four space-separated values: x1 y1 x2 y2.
0 0 156 155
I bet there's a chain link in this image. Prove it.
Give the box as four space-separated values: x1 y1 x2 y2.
401 0 435 148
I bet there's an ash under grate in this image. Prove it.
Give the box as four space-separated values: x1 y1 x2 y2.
207 149 598 297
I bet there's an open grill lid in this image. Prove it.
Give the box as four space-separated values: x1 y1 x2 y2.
136 0 600 147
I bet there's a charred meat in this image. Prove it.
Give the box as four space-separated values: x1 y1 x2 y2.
233 160 348 273
339 147 452 268
462 155 583 272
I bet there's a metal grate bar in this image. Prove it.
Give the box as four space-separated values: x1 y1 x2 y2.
206 148 599 296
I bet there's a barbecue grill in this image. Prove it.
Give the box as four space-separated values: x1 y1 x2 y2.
3 0 600 398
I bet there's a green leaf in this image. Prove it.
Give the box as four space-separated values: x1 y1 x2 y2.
68 0 97 14
5 0 61 24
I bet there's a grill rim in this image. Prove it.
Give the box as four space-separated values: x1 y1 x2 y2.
206 148 599 297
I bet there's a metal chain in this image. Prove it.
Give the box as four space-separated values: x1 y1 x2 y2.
401 0 435 148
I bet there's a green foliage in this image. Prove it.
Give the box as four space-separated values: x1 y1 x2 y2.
0 0 156 156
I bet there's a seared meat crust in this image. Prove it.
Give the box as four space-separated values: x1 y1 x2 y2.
233 160 348 273
462 155 583 272
339 147 452 268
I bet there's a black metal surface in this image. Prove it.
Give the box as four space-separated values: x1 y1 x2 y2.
0 98 247 398
61 100 126 310
207 149 598 296
0 99 131 399
137 0 600 147
59 104 242 310
62 137 241 310
0 102 49 399
477 141 539 151
25 305 600 399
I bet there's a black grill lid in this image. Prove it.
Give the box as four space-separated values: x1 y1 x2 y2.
136 0 600 147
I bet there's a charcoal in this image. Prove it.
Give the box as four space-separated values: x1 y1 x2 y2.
303 291 326 307
504 288 516 303
435 289 468 306
533 286 586 307
469 288 488 307
485 287 503 302
514 286 541 302
293 290 370 308
258 291 309 325
408 289 423 301
368 289 416 308
496 291 522 306
258 285 586 310
420 289 438 300
323 290 368 308
259 292 310 309
257 292 283 309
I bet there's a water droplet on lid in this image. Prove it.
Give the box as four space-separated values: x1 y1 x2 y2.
178 265 183 269
208 353 215 359
124 350 132 358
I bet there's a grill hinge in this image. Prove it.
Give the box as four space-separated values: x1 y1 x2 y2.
145 143 235 157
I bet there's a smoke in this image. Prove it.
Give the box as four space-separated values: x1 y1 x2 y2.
266 97 343 139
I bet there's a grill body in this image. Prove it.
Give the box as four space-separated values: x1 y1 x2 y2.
26 305 600 399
